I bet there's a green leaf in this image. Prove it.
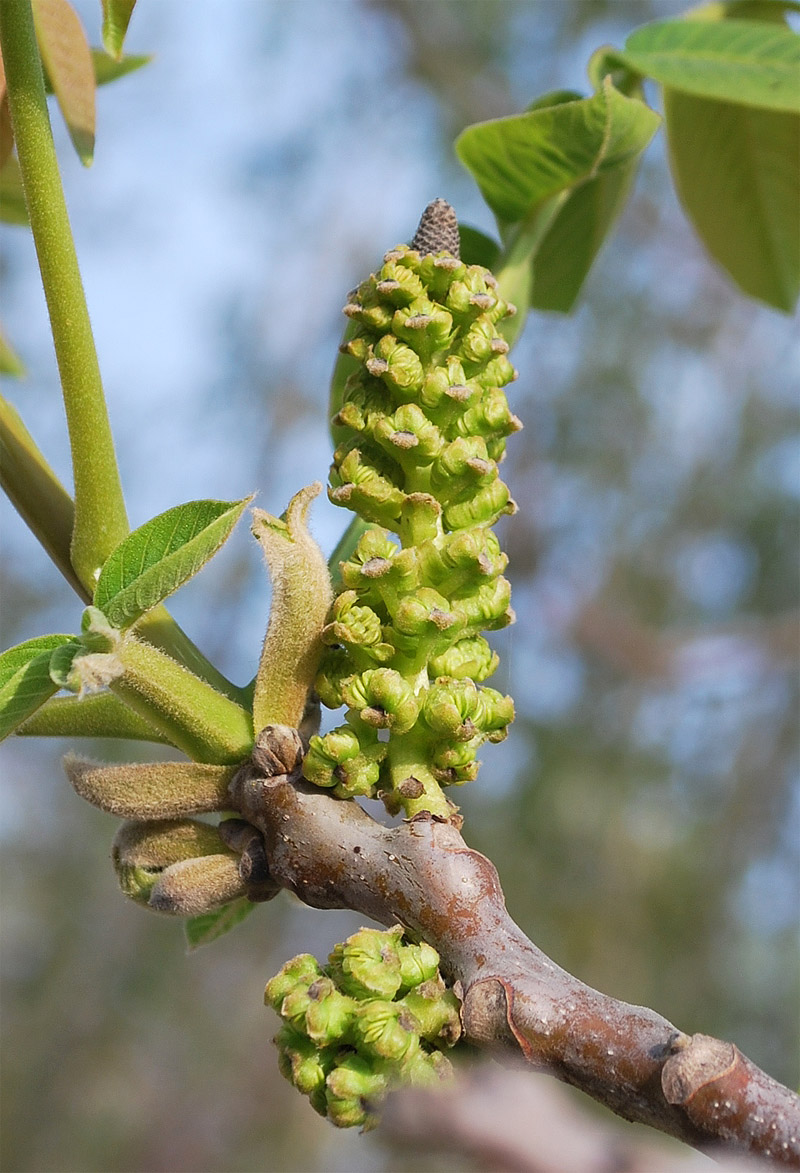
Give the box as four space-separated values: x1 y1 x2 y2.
458 224 501 269
91 47 150 86
16 691 171 741
48 640 85 689
686 1 800 22
94 497 251 631
33 0 96 166
526 88 585 111
455 79 660 228
0 324 24 376
185 896 256 950
0 635 75 740
620 19 800 112
530 155 639 312
101 0 137 60
0 155 28 224
664 88 799 310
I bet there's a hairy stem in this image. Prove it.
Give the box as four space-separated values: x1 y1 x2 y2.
111 637 254 764
0 0 128 589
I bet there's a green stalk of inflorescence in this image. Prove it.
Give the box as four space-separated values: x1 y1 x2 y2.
265 926 461 1129
304 238 519 819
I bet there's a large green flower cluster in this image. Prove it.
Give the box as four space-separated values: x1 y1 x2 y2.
304 201 519 819
265 926 460 1129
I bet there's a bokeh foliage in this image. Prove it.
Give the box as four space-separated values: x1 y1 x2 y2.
1 1 797 1169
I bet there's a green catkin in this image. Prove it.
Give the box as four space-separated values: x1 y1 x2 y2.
305 199 519 818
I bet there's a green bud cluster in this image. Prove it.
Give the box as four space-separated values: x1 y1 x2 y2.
265 925 460 1129
306 201 518 818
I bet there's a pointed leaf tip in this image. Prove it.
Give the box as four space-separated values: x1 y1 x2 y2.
94 496 252 630
101 0 138 60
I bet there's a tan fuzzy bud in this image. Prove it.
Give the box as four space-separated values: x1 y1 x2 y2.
148 854 247 916
65 755 236 820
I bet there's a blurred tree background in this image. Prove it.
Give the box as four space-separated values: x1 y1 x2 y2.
1 1 797 1170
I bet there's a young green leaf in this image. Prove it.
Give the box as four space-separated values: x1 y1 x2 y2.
101 0 137 60
0 156 28 224
91 48 150 86
664 89 799 311
458 224 501 269
621 19 800 112
185 896 256 950
0 634 75 740
32 0 96 166
686 1 800 22
94 497 252 631
529 156 639 312
455 79 660 228
0 325 24 376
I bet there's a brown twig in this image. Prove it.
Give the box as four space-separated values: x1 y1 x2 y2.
381 1063 777 1173
229 727 800 1168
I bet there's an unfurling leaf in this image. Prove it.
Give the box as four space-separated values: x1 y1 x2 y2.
455 79 660 227
251 484 334 732
185 898 256 950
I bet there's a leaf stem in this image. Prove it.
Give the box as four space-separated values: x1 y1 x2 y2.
112 636 254 764
0 0 129 590
0 393 88 600
0 396 246 702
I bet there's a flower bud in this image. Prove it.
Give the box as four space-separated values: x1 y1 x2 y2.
398 939 441 990
325 1054 387 1129
328 926 403 1000
353 1000 421 1063
341 669 419 735
274 1024 335 1098
399 985 462 1046
264 954 325 1011
429 636 499 683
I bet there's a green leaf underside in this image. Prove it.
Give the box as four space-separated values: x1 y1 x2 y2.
664 88 800 310
185 896 255 950
101 0 137 60
0 156 28 224
621 19 800 112
42 49 150 93
0 635 75 740
531 156 639 312
91 48 150 86
455 79 660 228
458 224 501 270
94 498 250 631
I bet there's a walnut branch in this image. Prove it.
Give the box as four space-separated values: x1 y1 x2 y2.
229 727 800 1168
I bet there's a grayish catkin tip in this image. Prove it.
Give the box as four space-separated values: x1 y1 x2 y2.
411 198 460 258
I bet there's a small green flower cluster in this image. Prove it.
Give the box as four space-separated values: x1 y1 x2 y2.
305 203 518 819
265 925 461 1129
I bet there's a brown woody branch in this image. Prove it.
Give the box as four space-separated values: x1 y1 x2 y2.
228 727 800 1168
382 1063 777 1173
